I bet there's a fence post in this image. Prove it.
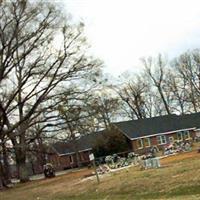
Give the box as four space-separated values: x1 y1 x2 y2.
89 153 100 184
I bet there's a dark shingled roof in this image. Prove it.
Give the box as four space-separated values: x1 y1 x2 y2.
51 131 105 155
51 112 200 155
114 112 200 139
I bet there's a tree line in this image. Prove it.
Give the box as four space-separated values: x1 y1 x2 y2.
116 52 200 119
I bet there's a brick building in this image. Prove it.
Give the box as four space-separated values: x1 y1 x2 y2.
49 112 200 169
114 112 200 154
48 131 105 170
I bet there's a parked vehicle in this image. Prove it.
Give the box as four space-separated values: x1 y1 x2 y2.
43 163 55 178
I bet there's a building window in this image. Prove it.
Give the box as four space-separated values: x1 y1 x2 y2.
69 155 73 163
157 135 167 145
137 139 143 149
177 131 190 141
169 136 174 144
177 132 183 141
183 131 190 140
144 138 151 147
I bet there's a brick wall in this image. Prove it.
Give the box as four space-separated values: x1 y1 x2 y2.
131 130 195 155
48 150 92 170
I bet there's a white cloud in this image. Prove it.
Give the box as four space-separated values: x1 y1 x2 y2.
61 0 200 76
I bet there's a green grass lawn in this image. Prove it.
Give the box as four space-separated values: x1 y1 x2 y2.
1 148 200 200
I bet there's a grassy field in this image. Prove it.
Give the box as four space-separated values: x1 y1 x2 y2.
1 147 200 200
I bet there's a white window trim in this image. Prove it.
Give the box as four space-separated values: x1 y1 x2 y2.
157 135 167 145
177 132 183 141
137 139 144 149
184 131 191 140
176 131 191 141
145 138 151 147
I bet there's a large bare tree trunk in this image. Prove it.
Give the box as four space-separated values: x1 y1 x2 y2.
18 162 29 183
0 166 4 190
158 87 171 115
0 179 3 190
0 161 8 189
75 151 81 168
15 148 29 182
2 143 11 184
0 142 11 188
72 136 81 168
0 162 4 190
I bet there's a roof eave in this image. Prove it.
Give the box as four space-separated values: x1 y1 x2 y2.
130 127 196 140
59 148 92 157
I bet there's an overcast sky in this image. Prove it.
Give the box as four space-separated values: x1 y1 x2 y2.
60 0 200 76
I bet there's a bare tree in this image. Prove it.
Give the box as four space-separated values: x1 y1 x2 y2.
0 0 102 182
89 94 120 128
164 69 189 114
116 77 147 120
57 88 98 167
142 54 171 115
174 50 200 112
